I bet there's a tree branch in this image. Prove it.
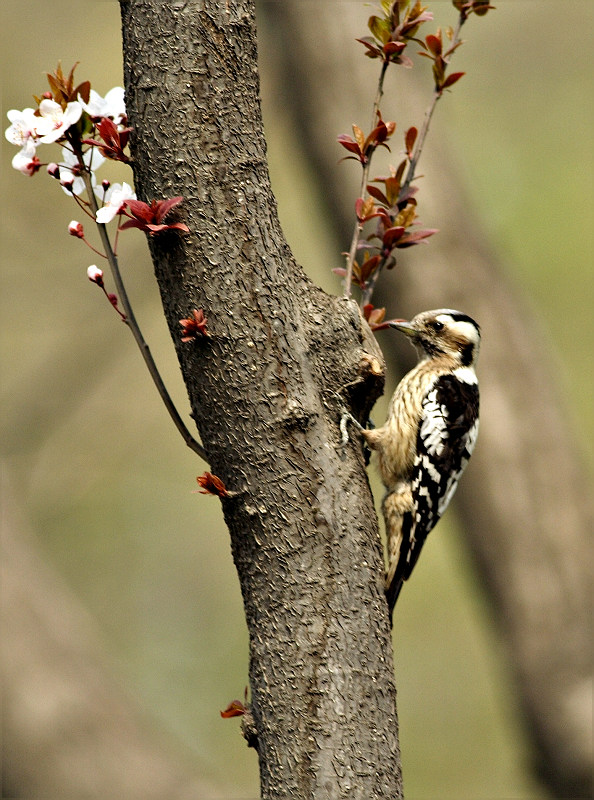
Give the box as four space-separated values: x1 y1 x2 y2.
343 60 388 299
80 162 208 461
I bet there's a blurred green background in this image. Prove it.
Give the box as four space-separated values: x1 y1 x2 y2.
1 1 592 798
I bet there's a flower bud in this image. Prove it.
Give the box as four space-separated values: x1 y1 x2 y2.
47 162 60 178
101 179 111 191
68 220 84 238
60 176 74 193
87 265 104 286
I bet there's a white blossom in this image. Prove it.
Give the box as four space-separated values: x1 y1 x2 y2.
36 99 83 144
5 107 39 146
11 139 40 176
58 146 105 196
68 220 84 238
95 182 136 224
87 265 104 283
80 87 126 125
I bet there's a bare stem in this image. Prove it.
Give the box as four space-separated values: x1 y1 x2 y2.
80 159 208 462
82 236 107 259
400 12 467 201
343 60 389 300
360 13 468 310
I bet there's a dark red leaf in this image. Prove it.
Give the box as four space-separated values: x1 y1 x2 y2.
75 81 91 104
180 308 208 341
124 199 153 222
383 41 407 56
220 700 246 719
425 33 442 56
405 126 418 157
396 228 439 247
360 254 381 282
154 195 184 221
337 135 363 157
441 71 465 90
366 185 389 206
382 226 405 248
195 472 228 498
356 37 383 58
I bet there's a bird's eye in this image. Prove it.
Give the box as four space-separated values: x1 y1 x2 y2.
432 320 444 332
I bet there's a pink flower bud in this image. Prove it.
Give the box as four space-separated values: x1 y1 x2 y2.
60 176 74 193
47 162 60 178
101 179 111 191
87 265 104 286
68 220 84 238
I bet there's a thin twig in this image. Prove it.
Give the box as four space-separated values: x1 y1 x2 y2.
343 60 389 300
399 11 467 201
79 156 208 462
360 12 468 309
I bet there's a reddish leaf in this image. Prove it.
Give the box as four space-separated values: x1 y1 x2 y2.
395 159 407 184
356 37 383 59
154 195 185 219
405 126 418 157
82 117 131 163
382 226 405 248
124 199 153 222
220 700 246 719
75 80 91 104
360 254 381 283
425 33 442 56
366 185 389 207
383 41 407 57
396 228 439 247
180 308 209 341
337 135 362 158
472 1 494 17
363 303 387 330
195 472 228 498
441 71 465 90
362 303 375 320
366 122 387 148
120 197 189 236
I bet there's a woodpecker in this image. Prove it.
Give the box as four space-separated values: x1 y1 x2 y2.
348 309 480 620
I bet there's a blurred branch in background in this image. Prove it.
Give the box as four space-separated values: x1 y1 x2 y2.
1 472 225 800
259 4 593 798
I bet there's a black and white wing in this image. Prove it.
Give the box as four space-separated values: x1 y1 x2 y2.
387 372 479 611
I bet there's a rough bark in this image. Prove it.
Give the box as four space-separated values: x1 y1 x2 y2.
259 5 593 798
118 2 402 798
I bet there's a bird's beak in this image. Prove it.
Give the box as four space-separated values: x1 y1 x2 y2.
388 320 417 338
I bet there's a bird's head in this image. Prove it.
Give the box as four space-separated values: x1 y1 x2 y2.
389 309 481 367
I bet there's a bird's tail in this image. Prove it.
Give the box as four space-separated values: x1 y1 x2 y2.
385 576 404 625
382 487 413 623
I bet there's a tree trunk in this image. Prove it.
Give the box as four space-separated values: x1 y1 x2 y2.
259 4 593 798
119 2 402 798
